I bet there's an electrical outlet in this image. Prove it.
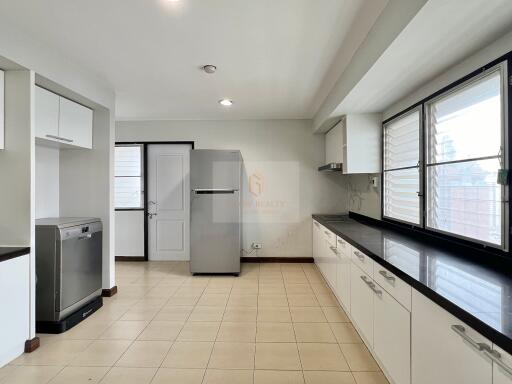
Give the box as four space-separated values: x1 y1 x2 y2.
251 243 262 250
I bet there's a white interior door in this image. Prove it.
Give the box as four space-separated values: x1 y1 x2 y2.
148 144 191 261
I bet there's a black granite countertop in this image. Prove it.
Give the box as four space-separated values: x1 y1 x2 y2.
0 247 30 263
313 213 512 355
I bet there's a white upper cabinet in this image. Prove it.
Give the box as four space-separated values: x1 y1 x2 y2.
35 86 60 140
323 113 381 174
59 97 93 149
35 86 93 149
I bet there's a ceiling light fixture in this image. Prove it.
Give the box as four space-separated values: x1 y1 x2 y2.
219 99 233 107
202 65 217 74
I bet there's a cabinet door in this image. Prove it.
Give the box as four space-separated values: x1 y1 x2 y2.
59 97 93 148
335 238 351 311
35 86 60 140
412 290 492 384
325 122 343 164
350 263 373 346
324 240 337 289
374 284 410 384
313 221 321 264
490 346 512 384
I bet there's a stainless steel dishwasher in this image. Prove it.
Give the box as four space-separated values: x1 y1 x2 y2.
35 217 103 333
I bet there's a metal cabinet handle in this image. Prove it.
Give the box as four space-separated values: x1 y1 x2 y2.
337 239 346 247
450 325 491 352
329 245 339 256
379 270 396 283
324 231 331 237
360 275 382 297
78 233 92 240
354 251 364 261
314 222 319 227
483 349 512 377
46 134 73 143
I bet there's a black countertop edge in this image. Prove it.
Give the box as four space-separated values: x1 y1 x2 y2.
0 247 31 263
312 213 512 356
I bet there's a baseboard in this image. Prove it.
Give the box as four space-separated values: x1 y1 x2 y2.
24 337 40 353
101 286 118 297
241 257 314 263
115 256 145 262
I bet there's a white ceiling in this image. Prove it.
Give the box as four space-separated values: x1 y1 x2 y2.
0 0 381 120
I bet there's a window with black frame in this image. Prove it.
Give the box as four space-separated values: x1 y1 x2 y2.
383 108 422 225
115 144 144 209
382 61 509 250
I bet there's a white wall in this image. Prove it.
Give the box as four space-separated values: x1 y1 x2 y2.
116 119 348 258
115 211 144 257
35 145 59 219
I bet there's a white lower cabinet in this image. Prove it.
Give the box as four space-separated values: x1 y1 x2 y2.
491 346 512 384
323 237 337 289
350 263 374 346
335 237 351 311
374 283 410 384
412 290 493 384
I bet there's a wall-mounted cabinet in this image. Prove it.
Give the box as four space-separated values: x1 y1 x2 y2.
321 113 381 174
35 86 93 149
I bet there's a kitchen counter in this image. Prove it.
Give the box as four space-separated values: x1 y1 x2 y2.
313 213 512 355
0 247 30 263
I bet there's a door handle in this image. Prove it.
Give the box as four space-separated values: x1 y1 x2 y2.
483 349 512 377
379 270 396 283
78 233 92 240
148 212 158 219
450 325 491 353
45 134 73 143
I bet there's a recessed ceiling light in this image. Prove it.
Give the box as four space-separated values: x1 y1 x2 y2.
168 0 181 2
219 99 233 107
202 65 217 74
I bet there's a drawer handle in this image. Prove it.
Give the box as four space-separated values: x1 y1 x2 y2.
324 231 331 237
360 275 382 297
451 325 491 353
483 349 512 377
337 239 346 247
46 134 74 143
78 233 92 240
314 222 319 227
379 270 396 283
329 245 339 255
354 251 364 262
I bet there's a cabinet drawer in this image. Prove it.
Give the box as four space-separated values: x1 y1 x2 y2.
351 247 373 277
350 263 374 347
336 236 351 257
321 227 336 247
373 265 411 311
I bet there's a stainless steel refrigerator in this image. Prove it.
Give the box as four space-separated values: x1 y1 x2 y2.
190 149 242 275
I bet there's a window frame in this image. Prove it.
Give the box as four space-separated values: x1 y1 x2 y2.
382 105 424 227
382 59 510 252
115 143 145 210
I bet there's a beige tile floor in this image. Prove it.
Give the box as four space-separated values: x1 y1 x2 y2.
0 262 389 384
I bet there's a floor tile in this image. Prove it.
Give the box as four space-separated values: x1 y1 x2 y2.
154 306 193 321
99 320 148 340
223 307 257 322
208 342 255 369
285 284 314 295
216 322 256 342
167 295 200 306
228 294 258 307
322 307 350 323
71 340 132 367
137 321 183 341
0 365 63 384
12 339 92 366
257 307 292 322
203 369 254 384
315 293 339 307
293 323 336 343
48 367 109 384
177 322 220 341
330 323 362 343
150 368 204 384
189 306 225 322
298 343 349 371
287 295 319 307
339 344 380 372
303 371 356 384
197 294 229 306
254 370 304 384
162 341 213 368
290 307 327 323
352 372 389 384
98 367 156 384
255 343 301 370
258 295 289 307
256 322 296 342
115 340 172 367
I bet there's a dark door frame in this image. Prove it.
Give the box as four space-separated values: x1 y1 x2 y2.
115 141 195 261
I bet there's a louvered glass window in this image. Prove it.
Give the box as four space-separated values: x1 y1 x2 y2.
383 109 422 225
115 145 144 208
426 68 505 247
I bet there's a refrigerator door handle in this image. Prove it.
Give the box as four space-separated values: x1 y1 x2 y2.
192 189 238 194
